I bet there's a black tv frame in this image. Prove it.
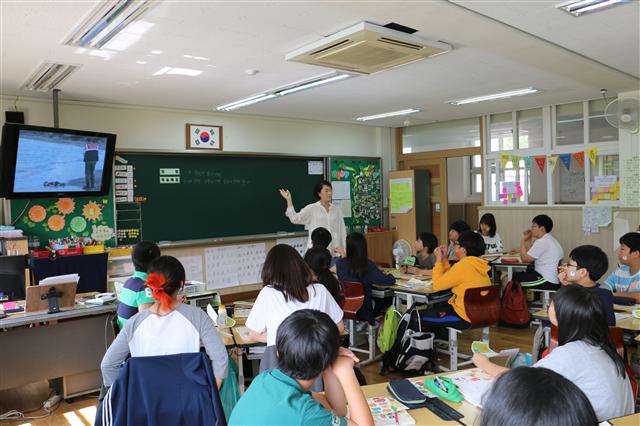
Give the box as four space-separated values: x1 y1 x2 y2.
0 123 116 199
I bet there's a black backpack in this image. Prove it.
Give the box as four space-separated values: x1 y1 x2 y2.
381 303 434 375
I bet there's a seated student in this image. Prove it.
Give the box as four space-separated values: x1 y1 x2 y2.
473 284 634 422
246 244 344 374
116 240 160 329
304 245 342 304
514 214 564 290
604 232 640 303
478 213 503 254
335 232 395 325
311 226 340 267
558 245 614 326
421 231 491 328
480 367 598 426
101 256 228 388
402 232 438 277
229 310 373 426
447 220 471 259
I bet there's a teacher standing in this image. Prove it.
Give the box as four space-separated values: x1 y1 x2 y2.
279 180 347 256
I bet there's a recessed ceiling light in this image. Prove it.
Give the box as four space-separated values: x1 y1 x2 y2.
153 66 202 76
183 54 193 58
151 50 162 54
103 21 154 51
136 61 147 65
556 0 627 16
447 88 541 105
356 109 420 122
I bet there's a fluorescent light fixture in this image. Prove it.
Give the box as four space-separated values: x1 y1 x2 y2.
217 94 277 111
102 20 153 51
136 60 147 65
64 1 156 49
276 73 350 96
216 72 352 111
153 67 202 77
556 0 627 16
194 56 209 61
448 88 540 105
356 109 420 122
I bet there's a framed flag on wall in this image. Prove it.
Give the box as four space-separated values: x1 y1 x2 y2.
186 123 223 151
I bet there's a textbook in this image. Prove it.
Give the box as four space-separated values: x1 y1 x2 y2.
448 368 494 407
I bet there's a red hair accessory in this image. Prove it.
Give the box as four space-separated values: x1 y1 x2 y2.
146 273 172 310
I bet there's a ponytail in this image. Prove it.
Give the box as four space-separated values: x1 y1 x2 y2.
145 273 174 311
145 256 186 310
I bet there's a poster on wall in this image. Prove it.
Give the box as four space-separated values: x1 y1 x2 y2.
389 178 413 213
329 158 382 232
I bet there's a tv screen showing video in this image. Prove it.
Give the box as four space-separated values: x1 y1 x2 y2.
0 124 116 198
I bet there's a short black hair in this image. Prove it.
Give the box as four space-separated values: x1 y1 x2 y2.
569 245 609 282
417 232 438 254
276 309 340 380
449 220 471 234
480 367 598 426
310 227 332 249
620 232 640 253
458 230 486 258
313 180 332 199
132 240 161 272
532 214 553 233
479 213 497 238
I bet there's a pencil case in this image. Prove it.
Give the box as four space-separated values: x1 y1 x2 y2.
387 379 426 409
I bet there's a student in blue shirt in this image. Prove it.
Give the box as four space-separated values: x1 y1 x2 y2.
229 309 373 426
603 232 640 303
336 232 395 324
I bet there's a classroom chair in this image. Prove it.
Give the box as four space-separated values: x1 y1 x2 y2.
341 280 380 366
547 325 637 402
435 285 501 372
96 352 226 426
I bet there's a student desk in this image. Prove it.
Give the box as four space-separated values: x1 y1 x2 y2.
0 302 116 398
231 325 266 393
360 373 480 426
378 269 437 310
488 256 529 281
609 413 640 425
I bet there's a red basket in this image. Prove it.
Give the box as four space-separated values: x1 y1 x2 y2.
56 247 84 256
31 249 52 259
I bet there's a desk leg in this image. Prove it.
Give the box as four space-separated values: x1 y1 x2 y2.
406 294 414 309
236 348 245 395
507 266 513 281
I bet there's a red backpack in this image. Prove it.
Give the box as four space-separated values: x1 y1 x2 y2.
500 280 531 327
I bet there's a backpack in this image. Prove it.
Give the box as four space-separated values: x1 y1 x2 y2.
381 303 434 375
500 280 531 327
378 305 401 353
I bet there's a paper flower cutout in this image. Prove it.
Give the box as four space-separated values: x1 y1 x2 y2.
55 198 75 215
28 205 47 223
82 201 102 221
70 216 87 233
91 224 114 242
47 214 65 232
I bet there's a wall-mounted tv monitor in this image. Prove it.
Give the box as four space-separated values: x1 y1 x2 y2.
0 123 116 199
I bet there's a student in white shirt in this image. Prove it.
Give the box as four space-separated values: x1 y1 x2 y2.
473 284 634 422
478 213 503 254
514 214 564 290
246 244 344 385
279 180 347 256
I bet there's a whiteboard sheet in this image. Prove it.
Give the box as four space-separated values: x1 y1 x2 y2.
204 243 266 289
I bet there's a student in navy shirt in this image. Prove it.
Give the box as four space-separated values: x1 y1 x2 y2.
557 245 615 326
336 232 394 324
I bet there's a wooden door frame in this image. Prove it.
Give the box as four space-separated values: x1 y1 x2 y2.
394 123 484 244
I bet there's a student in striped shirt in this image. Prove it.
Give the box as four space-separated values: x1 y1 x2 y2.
116 241 160 329
603 232 640 303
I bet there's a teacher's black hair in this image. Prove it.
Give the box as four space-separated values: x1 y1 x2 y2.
313 180 332 199
480 367 598 426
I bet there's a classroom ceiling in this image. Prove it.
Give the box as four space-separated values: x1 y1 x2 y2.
1 0 639 128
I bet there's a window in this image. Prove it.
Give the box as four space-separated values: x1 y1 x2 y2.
517 108 543 149
527 161 547 204
553 157 585 204
588 99 617 143
497 157 526 205
490 113 513 152
556 102 584 146
486 159 498 203
590 154 619 203
470 155 482 194
402 117 480 154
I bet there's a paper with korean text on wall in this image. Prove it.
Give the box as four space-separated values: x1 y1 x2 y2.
177 255 204 282
332 198 352 218
204 243 266 289
331 180 351 200
389 178 413 214
621 156 640 208
582 207 612 236
276 236 307 257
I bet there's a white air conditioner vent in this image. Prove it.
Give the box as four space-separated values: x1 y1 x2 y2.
21 62 81 92
286 22 451 74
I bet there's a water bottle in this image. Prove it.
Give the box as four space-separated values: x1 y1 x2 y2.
217 305 229 327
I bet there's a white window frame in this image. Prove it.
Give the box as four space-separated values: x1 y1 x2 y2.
484 99 619 207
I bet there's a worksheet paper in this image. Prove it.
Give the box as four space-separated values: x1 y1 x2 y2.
177 255 204 282
204 243 266 289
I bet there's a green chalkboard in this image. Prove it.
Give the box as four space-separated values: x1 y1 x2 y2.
114 153 324 244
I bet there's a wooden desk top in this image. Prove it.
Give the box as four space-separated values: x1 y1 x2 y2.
232 325 265 348
610 413 640 425
532 308 640 332
360 374 480 426
217 328 235 348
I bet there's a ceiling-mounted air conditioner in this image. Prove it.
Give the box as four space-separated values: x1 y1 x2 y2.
286 22 451 75
21 62 81 92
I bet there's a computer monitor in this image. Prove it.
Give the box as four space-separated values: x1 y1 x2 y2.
32 253 108 294
0 254 28 301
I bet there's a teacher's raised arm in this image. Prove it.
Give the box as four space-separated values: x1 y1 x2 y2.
279 180 346 256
